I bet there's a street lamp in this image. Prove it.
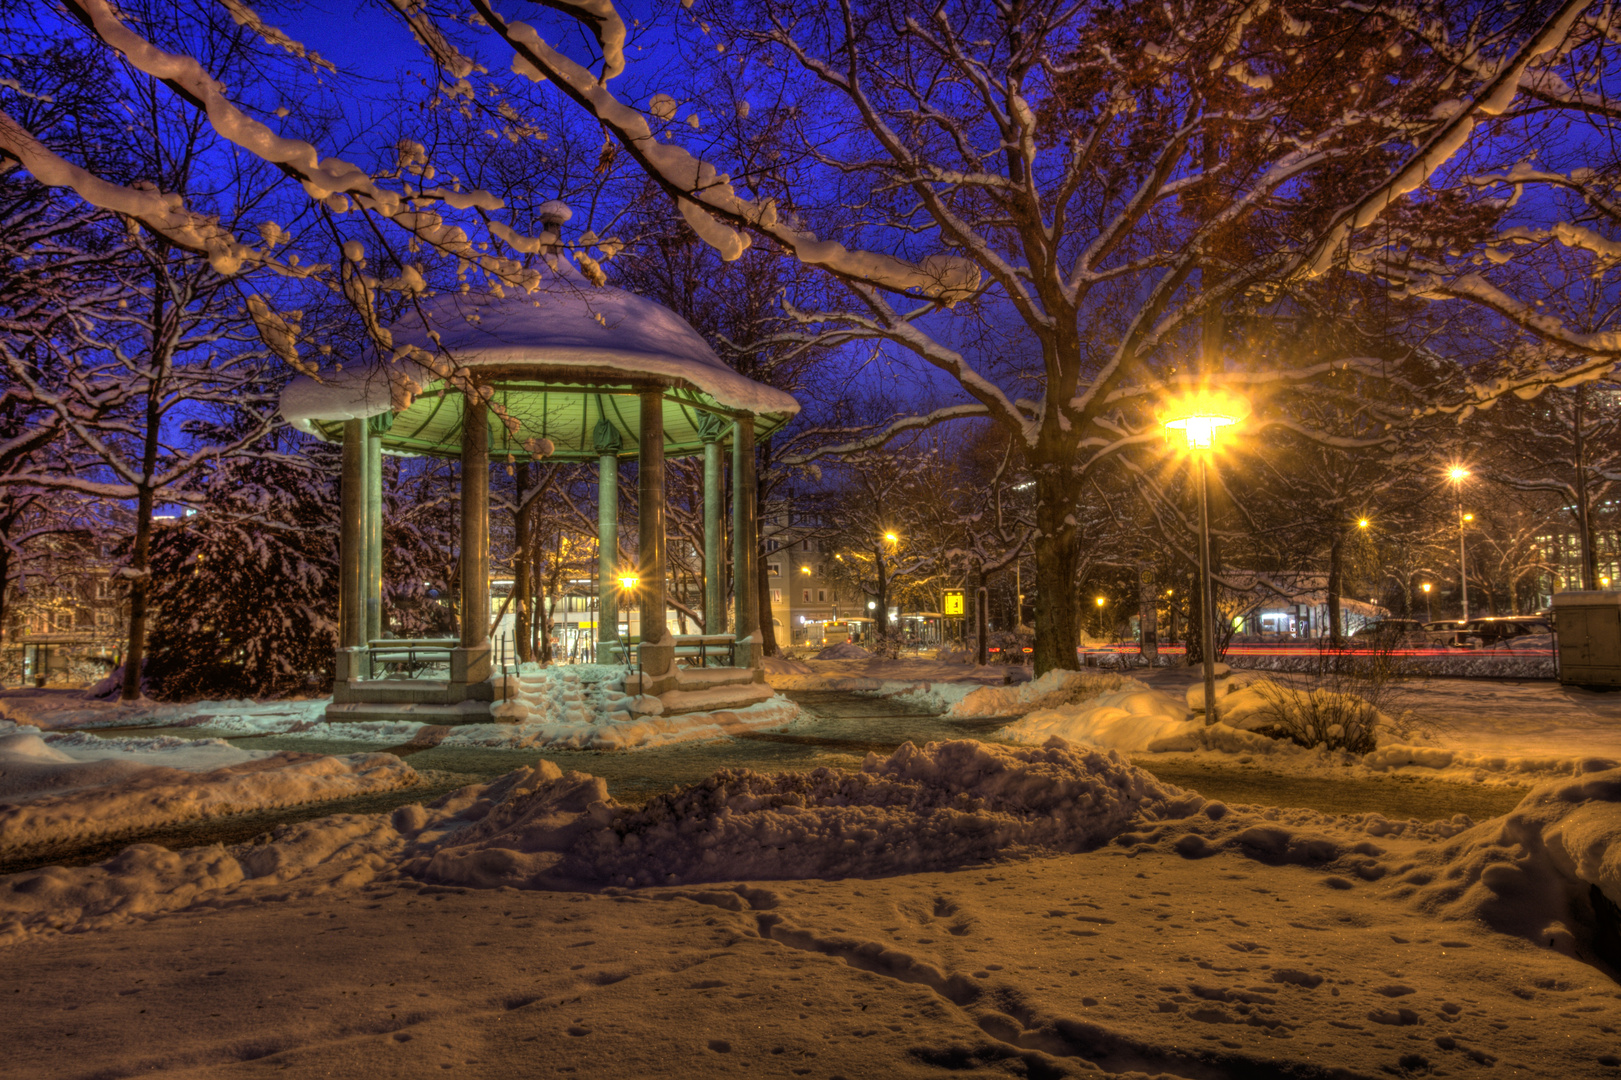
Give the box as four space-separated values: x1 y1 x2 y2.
1448 467 1471 622
1094 595 1107 639
1163 391 1247 724
1421 582 1432 622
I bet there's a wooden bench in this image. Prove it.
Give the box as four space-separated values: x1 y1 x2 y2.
604 635 739 671
365 638 457 679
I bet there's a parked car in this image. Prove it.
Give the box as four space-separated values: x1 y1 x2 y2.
1452 616 1553 649
1349 619 1429 647
1422 620 1470 646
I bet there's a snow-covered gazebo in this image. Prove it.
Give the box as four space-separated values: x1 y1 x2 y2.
280 278 799 725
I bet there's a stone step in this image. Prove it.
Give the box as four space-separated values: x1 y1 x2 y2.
657 682 775 716
336 680 452 705
625 666 760 696
324 700 493 725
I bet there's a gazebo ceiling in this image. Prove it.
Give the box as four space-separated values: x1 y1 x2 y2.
280 283 799 460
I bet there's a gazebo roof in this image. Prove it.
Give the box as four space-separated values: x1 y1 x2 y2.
280 284 799 460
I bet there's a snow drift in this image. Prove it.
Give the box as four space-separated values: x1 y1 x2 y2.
406 738 1208 889
0 727 418 849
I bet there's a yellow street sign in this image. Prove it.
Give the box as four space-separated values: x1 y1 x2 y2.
943 590 965 616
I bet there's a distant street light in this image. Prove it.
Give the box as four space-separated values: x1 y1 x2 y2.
1094 596 1107 639
883 532 898 544
1421 582 1432 622
1357 518 1370 530
1448 467 1471 622
1163 390 1247 724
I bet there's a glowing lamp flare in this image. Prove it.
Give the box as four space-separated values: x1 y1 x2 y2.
1163 412 1237 449
618 575 639 591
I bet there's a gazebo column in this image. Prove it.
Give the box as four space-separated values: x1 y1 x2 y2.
335 418 367 682
450 391 491 699
364 418 384 644
637 389 674 687
732 416 762 671
593 418 622 650
698 413 728 635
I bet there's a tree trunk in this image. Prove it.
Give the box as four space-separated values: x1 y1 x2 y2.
1186 570 1203 665
121 298 166 702
753 442 779 657
514 461 533 664
1327 531 1345 648
875 546 889 638
755 544 778 656
1575 385 1598 590
1031 467 1080 674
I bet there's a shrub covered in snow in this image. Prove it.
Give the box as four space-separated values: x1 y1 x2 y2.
1226 648 1420 753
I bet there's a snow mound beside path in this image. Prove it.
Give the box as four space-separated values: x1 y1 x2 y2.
814 642 872 660
946 668 1134 718
0 727 418 850
408 738 1209 890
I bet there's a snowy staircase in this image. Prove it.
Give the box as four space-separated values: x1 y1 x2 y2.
624 666 773 715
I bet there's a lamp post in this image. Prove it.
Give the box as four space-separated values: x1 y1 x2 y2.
1449 467 1470 622
1421 582 1432 622
1094 596 1106 640
1163 396 1243 724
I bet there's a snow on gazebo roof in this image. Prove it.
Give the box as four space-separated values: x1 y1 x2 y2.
280 282 799 461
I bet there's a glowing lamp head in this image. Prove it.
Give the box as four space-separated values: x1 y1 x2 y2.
883 532 898 543
1357 518 1370 529
800 566 811 575
1449 466 1469 482
1421 583 1431 594
1163 413 1236 449
1095 596 1106 607
1463 513 1474 522
618 574 639 591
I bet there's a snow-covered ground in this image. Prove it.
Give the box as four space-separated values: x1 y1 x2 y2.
0 722 418 850
0 664 802 752
2 742 1619 1077
997 669 1621 787
772 656 1621 788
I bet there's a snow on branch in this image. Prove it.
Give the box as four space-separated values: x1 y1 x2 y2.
1296 0 1590 280
215 0 335 74
470 0 981 303
0 109 255 274
778 404 990 466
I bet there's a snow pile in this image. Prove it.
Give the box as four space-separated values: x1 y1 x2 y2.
945 668 1133 718
1395 767 1621 959
1112 765 1621 966
449 696 799 751
814 641 871 660
999 687 1219 753
408 738 1208 890
0 813 405 946
467 663 799 750
0 727 418 850
0 690 326 732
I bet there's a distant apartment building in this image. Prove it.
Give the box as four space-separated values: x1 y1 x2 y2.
2 532 124 687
